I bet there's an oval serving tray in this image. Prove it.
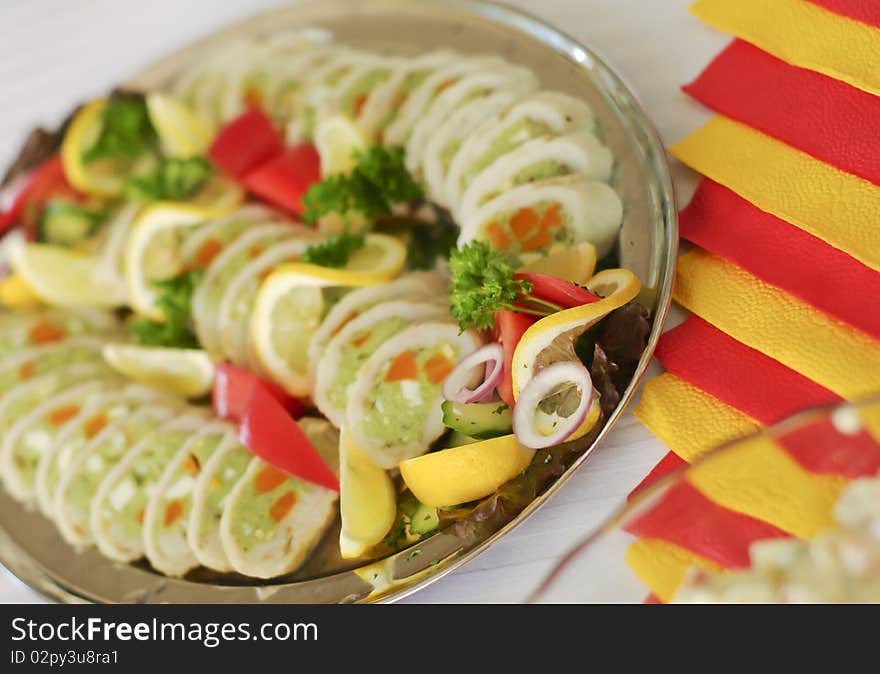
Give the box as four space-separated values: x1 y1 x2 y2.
0 0 677 604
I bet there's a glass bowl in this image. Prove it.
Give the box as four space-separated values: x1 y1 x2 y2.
529 396 880 603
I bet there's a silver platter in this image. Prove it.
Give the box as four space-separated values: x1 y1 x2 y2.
0 0 677 603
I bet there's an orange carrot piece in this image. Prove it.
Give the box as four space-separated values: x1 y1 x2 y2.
510 207 540 239
164 500 184 527
243 87 263 110
486 222 510 250
18 361 34 380
424 353 455 385
522 229 552 251
386 350 418 382
195 239 223 269
254 464 288 493
48 405 79 427
270 491 298 522
182 453 201 476
352 93 368 117
351 330 372 348
28 320 66 344
84 412 108 439
541 203 562 229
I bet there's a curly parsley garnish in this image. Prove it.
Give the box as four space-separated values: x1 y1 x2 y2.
124 156 214 203
448 241 533 331
84 96 156 162
301 146 423 224
127 270 203 348
301 230 366 268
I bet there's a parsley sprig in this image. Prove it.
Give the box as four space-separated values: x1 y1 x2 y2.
127 270 203 348
84 96 156 162
124 156 214 203
448 241 533 331
301 230 366 268
301 147 423 224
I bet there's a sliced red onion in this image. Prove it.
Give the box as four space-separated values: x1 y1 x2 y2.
512 361 594 449
441 343 504 404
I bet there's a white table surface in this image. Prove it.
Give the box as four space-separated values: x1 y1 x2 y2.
0 0 727 603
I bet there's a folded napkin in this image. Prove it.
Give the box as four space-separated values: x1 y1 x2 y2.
691 0 880 95
684 40 880 186
675 249 880 399
671 117 880 273
681 180 880 340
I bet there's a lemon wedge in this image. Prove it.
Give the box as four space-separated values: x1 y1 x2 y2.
250 233 407 395
314 115 366 176
400 434 535 508
61 99 120 197
511 268 641 399
339 428 397 559
0 274 43 309
10 242 126 307
124 203 213 319
146 92 214 158
519 241 597 285
102 343 215 398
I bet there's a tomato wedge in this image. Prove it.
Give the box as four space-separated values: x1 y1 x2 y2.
514 272 600 310
238 382 339 492
213 363 304 422
208 108 282 179
0 155 82 235
493 310 536 407
242 143 321 215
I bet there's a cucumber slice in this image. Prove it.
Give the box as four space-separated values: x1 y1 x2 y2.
41 201 103 246
409 501 439 535
440 400 512 440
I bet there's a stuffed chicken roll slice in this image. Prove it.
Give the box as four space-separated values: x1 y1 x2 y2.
456 131 614 224
356 51 456 144
54 404 180 547
35 385 166 519
0 308 118 360
0 335 108 394
218 236 317 368
420 88 523 205
306 271 448 379
382 54 508 148
313 53 399 130
404 65 539 179
178 206 278 272
314 300 453 427
0 376 122 503
91 410 210 562
444 91 596 208
143 420 233 577
191 223 295 357
187 432 252 572
220 417 339 579
346 322 484 469
457 175 623 258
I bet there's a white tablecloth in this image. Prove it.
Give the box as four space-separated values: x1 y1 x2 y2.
0 0 726 603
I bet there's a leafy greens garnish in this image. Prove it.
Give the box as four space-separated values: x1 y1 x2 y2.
448 241 533 331
124 156 213 203
301 230 366 268
127 270 203 348
84 96 156 162
301 146 423 224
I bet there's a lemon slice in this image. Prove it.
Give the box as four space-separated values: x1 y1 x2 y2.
511 268 641 399
400 434 535 508
0 274 43 309
250 233 407 395
124 203 211 318
102 343 215 398
189 173 247 213
146 92 214 158
10 242 126 308
519 241 597 285
314 115 366 176
339 428 396 558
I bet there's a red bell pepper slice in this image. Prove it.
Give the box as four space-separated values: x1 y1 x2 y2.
208 108 283 179
213 363 305 422
238 382 339 492
492 310 536 407
0 155 81 235
513 272 600 310
242 143 321 216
